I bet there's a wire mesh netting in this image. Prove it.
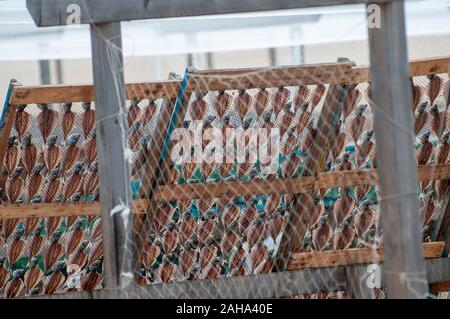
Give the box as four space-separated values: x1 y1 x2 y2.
0 63 449 299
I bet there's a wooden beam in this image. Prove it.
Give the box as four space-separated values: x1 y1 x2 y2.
430 281 450 293
154 164 450 201
367 1 428 298
289 242 445 270
90 22 134 289
275 58 353 271
20 258 450 299
9 81 181 105
345 265 376 299
8 56 450 105
26 0 392 27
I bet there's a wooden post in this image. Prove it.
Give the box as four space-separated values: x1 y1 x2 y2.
345 265 376 299
367 0 428 298
90 22 134 289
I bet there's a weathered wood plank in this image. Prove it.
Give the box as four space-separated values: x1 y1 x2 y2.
367 1 428 298
27 0 392 27
10 81 181 105
90 22 134 289
345 265 376 299
20 258 450 299
289 242 445 270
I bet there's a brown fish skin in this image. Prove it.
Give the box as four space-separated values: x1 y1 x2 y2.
414 102 428 135
158 261 177 283
8 234 25 266
25 258 44 293
5 277 25 298
127 98 141 127
44 240 64 273
61 134 81 173
128 121 143 152
349 105 367 143
294 86 310 111
81 271 102 290
199 244 218 269
14 105 30 138
83 162 99 197
282 154 300 178
343 88 362 122
44 268 65 295
61 103 76 139
88 240 103 265
5 136 19 176
251 244 269 274
162 225 181 255
6 167 23 203
412 81 422 113
272 87 290 115
82 134 97 166
27 163 44 201
214 92 231 118
142 242 161 269
331 130 347 161
247 220 266 247
44 136 60 172
416 131 433 165
141 100 157 126
66 221 84 257
354 204 376 238
21 135 37 175
355 130 374 167
37 104 57 143
301 122 316 154
81 102 96 138
63 163 84 202
312 219 332 251
436 132 450 164
254 89 269 117
179 245 198 276
44 170 61 203
234 90 253 119
311 84 326 111
430 104 447 140
428 74 443 106
189 95 207 121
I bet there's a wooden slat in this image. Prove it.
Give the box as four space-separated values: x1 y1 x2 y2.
430 281 450 293
9 81 181 105
288 242 445 270
20 257 450 300
155 177 315 201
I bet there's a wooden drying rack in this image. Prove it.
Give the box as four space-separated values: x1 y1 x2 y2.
1 56 450 296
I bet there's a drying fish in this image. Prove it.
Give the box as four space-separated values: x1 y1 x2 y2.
81 102 95 138
414 102 428 135
5 136 19 176
141 99 157 126
83 161 99 198
301 121 316 154
436 132 450 164
416 130 433 165
234 89 252 119
250 243 269 274
63 162 84 202
26 163 44 201
331 129 347 161
43 261 65 295
44 135 60 171
272 87 290 115
61 102 75 139
82 130 97 166
214 91 231 119
343 88 362 122
44 230 64 272
66 219 84 257
29 226 44 257
296 103 312 134
349 104 367 143
279 103 295 136
355 184 371 203
312 217 332 251
162 223 181 255
238 206 259 235
142 240 161 269
428 74 442 106
128 121 143 151
246 220 266 247
6 166 23 203
333 188 355 226
4 269 25 298
7 229 25 266
81 269 103 291
197 211 218 244
189 93 207 121
199 244 218 270
37 103 57 143
61 133 80 172
294 86 310 111
179 211 196 245
20 134 37 174
23 216 41 236
25 257 44 294
412 82 423 113
158 259 178 283
13 104 29 139
153 204 176 234
43 169 61 202
310 84 326 111
355 130 374 166
128 98 141 127
430 104 447 139
179 241 198 277
354 202 377 238
255 88 269 117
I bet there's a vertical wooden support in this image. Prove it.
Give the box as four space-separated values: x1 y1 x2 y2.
345 265 376 299
367 1 428 298
90 22 134 289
